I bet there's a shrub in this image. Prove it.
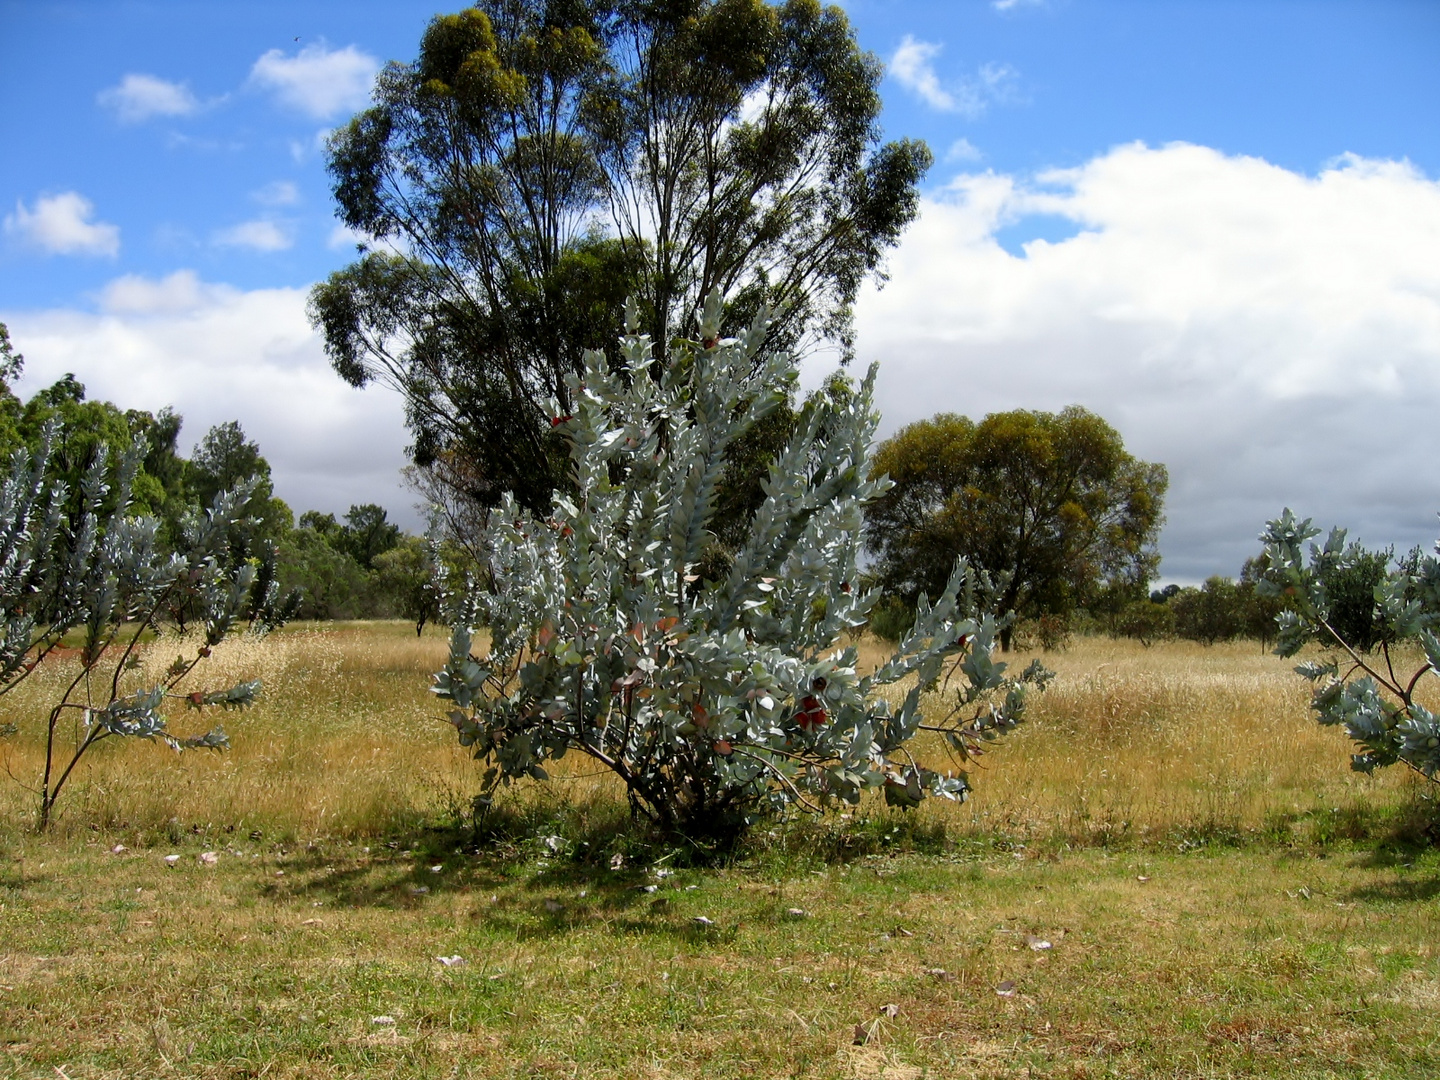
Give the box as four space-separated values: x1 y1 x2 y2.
1116 599 1175 646
435 294 1051 844
1261 510 1440 781
0 423 294 829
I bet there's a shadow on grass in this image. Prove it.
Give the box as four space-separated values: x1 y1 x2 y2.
1342 876 1440 904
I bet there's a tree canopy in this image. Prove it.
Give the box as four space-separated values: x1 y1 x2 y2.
864 407 1168 649
311 0 931 514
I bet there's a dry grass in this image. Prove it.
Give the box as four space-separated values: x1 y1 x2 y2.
0 622 469 840
1 625 1429 848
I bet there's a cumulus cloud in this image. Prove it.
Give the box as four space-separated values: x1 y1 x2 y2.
97 73 200 122
4 192 120 257
888 36 1017 117
839 143 1440 581
3 276 414 525
249 42 378 120
213 219 292 252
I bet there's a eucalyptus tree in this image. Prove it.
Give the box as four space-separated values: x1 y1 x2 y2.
865 408 1168 650
311 0 931 514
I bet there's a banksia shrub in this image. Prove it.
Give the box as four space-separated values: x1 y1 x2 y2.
436 292 1050 843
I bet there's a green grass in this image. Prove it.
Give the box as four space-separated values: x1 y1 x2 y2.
2 835 1438 1078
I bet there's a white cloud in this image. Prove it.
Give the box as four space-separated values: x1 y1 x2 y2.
249 42 378 120
889 36 955 111
888 37 1017 117
98 270 227 315
992 0 1046 11
4 192 120 257
3 276 415 525
837 143 1440 581
97 73 200 123
252 180 300 207
213 219 293 252
945 138 984 163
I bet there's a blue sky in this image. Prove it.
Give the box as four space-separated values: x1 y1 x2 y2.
2 0 1438 581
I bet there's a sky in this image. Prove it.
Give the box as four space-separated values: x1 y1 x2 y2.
1 0 1437 582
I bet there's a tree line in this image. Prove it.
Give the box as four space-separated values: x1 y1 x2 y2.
0 335 443 632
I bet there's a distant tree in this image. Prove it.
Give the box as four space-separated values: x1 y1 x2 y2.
338 503 403 569
865 407 1167 650
1171 576 1243 644
1116 599 1175 646
187 421 292 543
0 324 19 458
1237 555 1285 648
311 0 931 515
374 535 442 635
0 321 22 400
276 526 375 620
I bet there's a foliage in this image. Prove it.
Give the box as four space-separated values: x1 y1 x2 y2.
276 525 379 620
864 408 1167 650
1261 509 1440 783
434 293 1050 843
187 420 292 544
311 0 931 516
1171 576 1243 644
0 422 296 829
374 535 443 635
1115 599 1175 646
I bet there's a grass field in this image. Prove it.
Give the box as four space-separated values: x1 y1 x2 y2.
2 624 1438 1077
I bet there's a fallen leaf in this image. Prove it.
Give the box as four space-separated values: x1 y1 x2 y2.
301 918 322 926
693 916 715 927
637 884 658 894
370 1015 396 1026
880 1003 900 1018
407 885 430 895
198 851 218 866
786 908 808 918
435 955 466 967
852 1022 870 1045
1137 875 1150 883
543 898 564 914
923 967 955 982
1024 935 1053 951
609 852 625 870
111 844 127 854
895 926 914 938
163 854 180 866
430 864 444 873
650 898 671 912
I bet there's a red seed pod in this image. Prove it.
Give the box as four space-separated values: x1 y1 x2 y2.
550 415 573 427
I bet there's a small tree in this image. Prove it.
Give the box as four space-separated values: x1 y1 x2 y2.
0 423 295 830
1260 510 1440 781
435 293 1050 843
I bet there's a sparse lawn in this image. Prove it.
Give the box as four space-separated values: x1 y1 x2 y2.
2 626 1438 1077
